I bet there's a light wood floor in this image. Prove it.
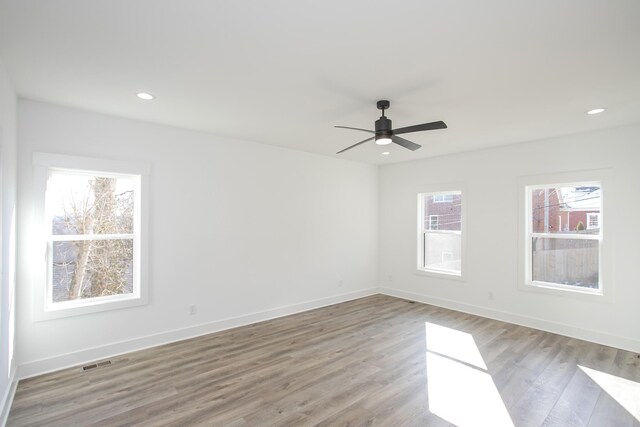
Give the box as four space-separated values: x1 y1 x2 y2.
8 295 640 426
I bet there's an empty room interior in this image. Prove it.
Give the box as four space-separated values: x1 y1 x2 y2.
1 1 639 426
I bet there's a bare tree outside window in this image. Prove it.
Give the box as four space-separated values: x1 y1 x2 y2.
48 173 135 303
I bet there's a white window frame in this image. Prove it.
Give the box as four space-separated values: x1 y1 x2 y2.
417 189 465 280
33 153 149 320
517 169 613 302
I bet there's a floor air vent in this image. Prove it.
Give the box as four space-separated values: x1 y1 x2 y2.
82 360 112 371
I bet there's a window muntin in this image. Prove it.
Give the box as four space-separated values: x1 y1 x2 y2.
419 191 462 276
527 183 601 292
45 170 140 308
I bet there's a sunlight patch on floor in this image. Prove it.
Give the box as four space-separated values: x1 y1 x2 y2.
426 322 513 427
579 365 640 421
425 322 487 369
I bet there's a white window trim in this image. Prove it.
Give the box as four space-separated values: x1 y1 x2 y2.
33 152 150 320
517 169 613 303
416 188 466 281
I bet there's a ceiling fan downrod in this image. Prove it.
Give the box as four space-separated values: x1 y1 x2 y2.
375 100 392 138
377 99 390 117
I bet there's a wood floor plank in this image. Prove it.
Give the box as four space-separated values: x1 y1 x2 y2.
510 338 588 426
8 295 640 426
587 350 640 427
542 344 617 426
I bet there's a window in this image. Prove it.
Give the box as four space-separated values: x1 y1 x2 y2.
429 215 439 230
33 153 148 319
525 182 602 294
418 191 463 277
433 194 453 203
587 213 600 230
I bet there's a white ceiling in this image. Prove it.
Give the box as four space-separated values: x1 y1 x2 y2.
1 1 639 165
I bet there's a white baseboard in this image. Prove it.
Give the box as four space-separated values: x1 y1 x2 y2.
18 286 638 381
379 287 640 354
1 368 18 427
18 288 379 380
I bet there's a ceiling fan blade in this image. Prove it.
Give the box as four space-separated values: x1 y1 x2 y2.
334 125 375 134
391 135 421 151
336 136 375 154
393 120 447 135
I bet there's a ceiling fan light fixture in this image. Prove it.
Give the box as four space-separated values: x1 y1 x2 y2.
375 136 392 145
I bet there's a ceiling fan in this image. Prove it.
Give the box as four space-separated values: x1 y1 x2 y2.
335 100 447 154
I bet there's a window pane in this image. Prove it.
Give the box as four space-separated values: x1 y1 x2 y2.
49 172 135 235
587 213 600 230
424 232 461 273
429 215 439 230
52 239 134 302
531 185 600 234
424 193 462 231
433 194 453 203
532 237 599 289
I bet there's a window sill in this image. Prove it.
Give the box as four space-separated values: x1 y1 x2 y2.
36 294 147 321
415 268 466 282
518 281 612 303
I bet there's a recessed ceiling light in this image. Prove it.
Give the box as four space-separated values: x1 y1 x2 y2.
381 151 391 155
136 92 155 100
586 108 605 115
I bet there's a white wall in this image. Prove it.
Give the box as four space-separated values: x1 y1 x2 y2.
379 124 640 352
17 100 379 377
0 58 18 423
14 97 640 383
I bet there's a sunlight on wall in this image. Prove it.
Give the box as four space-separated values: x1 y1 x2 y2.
425 322 513 427
7 206 16 374
579 365 640 421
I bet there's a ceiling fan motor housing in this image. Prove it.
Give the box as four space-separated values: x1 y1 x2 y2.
375 116 393 136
